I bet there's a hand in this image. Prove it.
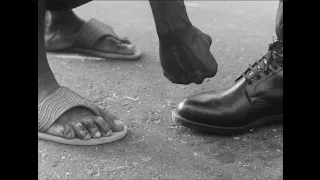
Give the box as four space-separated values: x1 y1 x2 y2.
158 25 218 84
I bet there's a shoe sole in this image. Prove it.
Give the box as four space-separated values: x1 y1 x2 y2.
172 110 282 136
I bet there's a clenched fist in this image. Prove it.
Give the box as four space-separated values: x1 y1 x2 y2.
158 25 217 84
150 0 218 84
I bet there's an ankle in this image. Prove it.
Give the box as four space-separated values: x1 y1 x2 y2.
38 72 60 104
47 10 84 35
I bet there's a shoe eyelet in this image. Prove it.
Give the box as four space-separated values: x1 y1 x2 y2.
273 66 278 70
264 71 270 75
248 81 252 85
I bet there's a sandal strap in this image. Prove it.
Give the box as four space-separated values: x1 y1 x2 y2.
38 86 100 132
74 18 121 48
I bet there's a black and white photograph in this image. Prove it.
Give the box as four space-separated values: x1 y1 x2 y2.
38 0 283 179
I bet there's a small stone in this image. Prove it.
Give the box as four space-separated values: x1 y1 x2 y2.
61 156 66 159
272 129 278 132
193 152 200 156
276 149 281 152
41 153 48 158
155 120 161 124
88 169 98 176
52 160 59 167
132 162 139 166
249 128 255 132
66 172 70 175
180 140 186 144
169 125 177 129
141 156 152 162
233 137 240 140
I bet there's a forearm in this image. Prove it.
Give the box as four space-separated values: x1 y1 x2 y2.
149 0 192 35
275 0 283 41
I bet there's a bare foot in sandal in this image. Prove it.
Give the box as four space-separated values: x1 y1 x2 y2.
45 10 141 59
38 72 125 144
38 2 126 145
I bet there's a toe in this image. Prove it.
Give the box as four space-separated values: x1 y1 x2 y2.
71 121 91 140
92 116 111 136
80 117 101 139
94 36 136 55
98 108 125 132
46 124 75 139
62 124 76 139
120 36 132 44
117 43 136 55
46 124 65 137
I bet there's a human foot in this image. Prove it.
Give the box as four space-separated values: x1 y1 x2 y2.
45 10 137 56
38 72 124 141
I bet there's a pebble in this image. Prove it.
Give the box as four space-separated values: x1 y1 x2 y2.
169 125 177 129
141 156 152 162
233 137 240 140
52 160 59 167
193 152 200 156
132 162 139 166
272 129 278 132
61 156 66 159
41 153 48 158
155 120 161 124
88 169 99 176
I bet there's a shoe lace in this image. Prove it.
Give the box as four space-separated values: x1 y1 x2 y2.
235 38 283 85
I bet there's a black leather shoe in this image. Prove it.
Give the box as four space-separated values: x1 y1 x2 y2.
172 40 283 135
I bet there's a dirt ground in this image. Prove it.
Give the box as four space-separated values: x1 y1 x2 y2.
38 1 283 180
